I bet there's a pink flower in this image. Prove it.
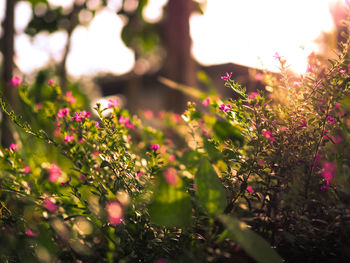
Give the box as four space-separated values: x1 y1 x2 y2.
339 68 346 75
333 136 344 144
298 119 307 129
36 104 42 110
248 92 258 100
327 116 335 124
57 108 70 118
25 228 37 237
144 110 154 119
172 113 182 123
48 80 54 85
137 172 143 178
168 154 176 162
157 111 165 119
44 197 58 213
335 103 341 109
10 76 22 86
262 130 275 142
106 201 123 225
257 159 265 166
126 122 135 129
348 63 350 73
72 112 84 122
322 161 337 182
273 52 281 60
247 186 253 193
306 64 313 73
64 135 74 143
151 144 160 151
219 103 231 112
65 91 76 105
24 166 31 174
202 129 210 138
221 72 232 81
202 97 210 106
81 110 90 118
48 163 61 183
9 144 18 151
95 121 100 127
255 73 263 81
163 167 179 185
108 99 118 108
72 110 90 122
119 116 130 125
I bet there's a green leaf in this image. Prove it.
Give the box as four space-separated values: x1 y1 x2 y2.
203 138 222 162
219 215 283 263
213 120 244 146
195 159 226 216
149 175 192 227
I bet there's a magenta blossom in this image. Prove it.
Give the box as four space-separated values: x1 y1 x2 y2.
119 116 130 125
219 103 231 112
298 119 307 129
106 201 123 225
306 64 313 73
24 166 31 174
65 91 76 104
221 72 232 81
9 144 18 151
57 108 70 118
164 167 179 185
64 135 74 143
248 92 258 100
327 115 335 124
247 186 253 193
48 80 54 85
151 144 160 151
25 228 37 237
72 111 90 122
10 76 22 86
48 163 62 182
44 197 58 213
255 73 263 81
202 97 210 106
263 130 275 142
321 161 337 182
273 52 281 60
108 99 119 108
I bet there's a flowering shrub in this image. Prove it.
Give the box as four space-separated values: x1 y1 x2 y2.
2 26 350 263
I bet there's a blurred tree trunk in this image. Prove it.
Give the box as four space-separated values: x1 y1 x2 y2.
1 0 17 147
163 0 197 112
58 3 82 89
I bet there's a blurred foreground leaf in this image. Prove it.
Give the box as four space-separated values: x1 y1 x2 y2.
149 176 192 227
219 215 283 263
195 159 226 216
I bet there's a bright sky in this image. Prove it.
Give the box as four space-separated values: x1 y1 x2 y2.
0 0 347 77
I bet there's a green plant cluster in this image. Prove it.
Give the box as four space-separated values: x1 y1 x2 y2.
1 24 350 263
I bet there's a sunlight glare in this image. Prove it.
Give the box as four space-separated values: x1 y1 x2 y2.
190 0 338 74
66 8 134 77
